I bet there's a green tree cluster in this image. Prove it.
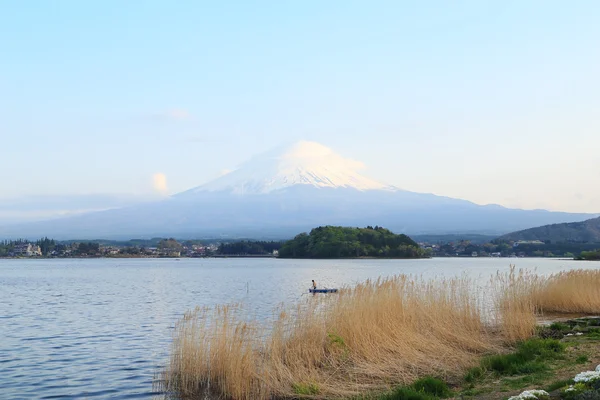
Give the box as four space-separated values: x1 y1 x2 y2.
278 226 426 259
36 237 56 255
158 238 183 251
120 246 143 255
577 249 600 260
217 240 282 255
76 242 100 256
0 239 25 256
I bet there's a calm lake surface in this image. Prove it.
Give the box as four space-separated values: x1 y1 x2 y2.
2 257 600 400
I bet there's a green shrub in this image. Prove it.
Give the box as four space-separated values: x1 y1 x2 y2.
327 332 346 347
549 322 571 332
546 378 574 392
411 377 451 398
480 338 565 376
562 383 588 400
576 355 590 364
292 382 319 395
376 378 452 400
464 366 484 383
482 354 525 374
515 361 548 374
588 328 600 340
517 338 565 359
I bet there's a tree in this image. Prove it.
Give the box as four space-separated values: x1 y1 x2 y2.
76 242 100 256
578 250 600 261
158 238 182 252
278 226 425 259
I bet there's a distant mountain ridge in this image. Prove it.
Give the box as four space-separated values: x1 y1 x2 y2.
0 141 597 240
499 217 600 243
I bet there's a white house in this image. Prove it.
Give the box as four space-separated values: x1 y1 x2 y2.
12 243 42 257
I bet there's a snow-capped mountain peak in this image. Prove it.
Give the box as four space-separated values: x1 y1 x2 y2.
180 141 397 195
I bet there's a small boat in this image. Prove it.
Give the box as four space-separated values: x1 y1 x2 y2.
309 288 338 293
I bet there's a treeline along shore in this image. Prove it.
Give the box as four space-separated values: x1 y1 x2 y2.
2 225 599 260
0 226 429 259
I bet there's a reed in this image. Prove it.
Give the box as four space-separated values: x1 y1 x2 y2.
492 267 600 335
532 269 600 314
491 267 539 342
161 268 600 399
163 275 501 399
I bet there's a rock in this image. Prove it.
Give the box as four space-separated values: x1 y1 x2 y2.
571 317 600 327
572 390 600 400
538 327 565 339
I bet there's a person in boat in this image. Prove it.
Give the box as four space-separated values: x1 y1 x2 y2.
312 280 317 290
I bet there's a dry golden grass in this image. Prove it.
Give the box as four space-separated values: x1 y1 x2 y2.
491 267 539 342
161 268 600 400
162 275 502 399
532 269 600 314
491 266 600 342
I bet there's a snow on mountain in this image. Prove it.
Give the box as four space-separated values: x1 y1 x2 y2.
178 141 397 195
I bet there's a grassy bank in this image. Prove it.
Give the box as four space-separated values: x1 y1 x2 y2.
357 326 600 400
160 268 600 399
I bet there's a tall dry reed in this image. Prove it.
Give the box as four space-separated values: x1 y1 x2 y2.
491 267 539 342
532 269 600 313
162 268 600 399
491 266 600 341
162 275 505 399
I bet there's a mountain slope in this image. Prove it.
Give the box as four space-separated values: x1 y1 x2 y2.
499 217 600 243
1 185 596 240
0 141 597 240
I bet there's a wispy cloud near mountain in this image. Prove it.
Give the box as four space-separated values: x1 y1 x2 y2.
152 173 169 195
0 194 152 225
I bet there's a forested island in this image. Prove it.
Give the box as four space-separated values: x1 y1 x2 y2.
278 226 428 259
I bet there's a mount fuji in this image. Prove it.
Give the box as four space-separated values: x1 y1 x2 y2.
1 141 597 239
178 141 396 196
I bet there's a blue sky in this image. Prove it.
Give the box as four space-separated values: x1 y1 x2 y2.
1 0 599 213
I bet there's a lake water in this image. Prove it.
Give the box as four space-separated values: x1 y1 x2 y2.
2 257 600 400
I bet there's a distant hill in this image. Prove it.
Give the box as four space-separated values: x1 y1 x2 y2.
411 233 499 244
499 217 600 243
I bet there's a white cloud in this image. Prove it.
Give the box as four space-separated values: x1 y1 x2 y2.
152 173 168 194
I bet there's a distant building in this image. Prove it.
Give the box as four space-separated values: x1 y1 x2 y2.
12 244 42 257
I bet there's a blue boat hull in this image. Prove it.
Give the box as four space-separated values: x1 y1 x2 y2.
309 288 338 293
